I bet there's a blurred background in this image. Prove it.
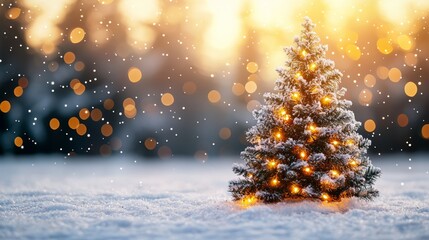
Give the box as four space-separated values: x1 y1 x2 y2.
0 0 428 159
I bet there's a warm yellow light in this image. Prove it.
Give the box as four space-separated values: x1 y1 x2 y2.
330 170 339 178
299 151 307 160
301 49 307 57
295 72 302 79
308 123 317 133
349 160 357 166
70 27 86 44
278 108 291 121
309 63 317 71
248 174 253 179
322 96 332 105
291 92 300 101
303 167 312 174
331 140 340 146
274 131 282 140
268 160 277 168
271 178 279 186
345 139 355 146
128 67 142 83
291 185 300 194
161 93 175 106
241 195 257 206
321 193 329 201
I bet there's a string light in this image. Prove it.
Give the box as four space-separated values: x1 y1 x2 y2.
303 166 312 174
295 72 302 79
331 139 340 146
248 173 253 179
301 49 307 57
321 193 330 201
268 159 278 168
349 159 357 166
299 150 307 160
308 123 317 133
345 139 355 146
321 96 332 105
309 63 317 71
291 185 300 194
271 178 279 186
242 195 257 206
278 108 291 121
330 170 340 178
274 131 282 140
291 92 301 101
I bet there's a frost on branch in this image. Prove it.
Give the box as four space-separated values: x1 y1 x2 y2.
229 17 381 203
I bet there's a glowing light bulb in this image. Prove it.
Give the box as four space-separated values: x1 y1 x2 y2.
291 185 300 194
291 92 300 101
299 151 307 159
321 193 329 201
274 131 282 140
308 123 317 133
279 109 291 121
271 178 279 186
295 72 302 79
303 167 311 174
242 195 256 206
349 160 357 166
301 49 307 57
330 170 339 178
309 63 317 71
268 160 277 168
331 140 340 146
346 139 355 146
248 173 253 179
322 96 332 105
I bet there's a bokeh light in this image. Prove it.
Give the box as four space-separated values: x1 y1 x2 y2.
397 114 409 127
101 124 113 137
79 108 90 120
0 100 11 113
64 52 76 64
161 93 174 106
404 82 418 97
49 118 60 130
128 67 142 83
364 119 376 133
68 117 80 130
144 138 157 150
14 137 23 148
208 90 221 103
91 109 102 121
70 27 86 44
422 124 429 139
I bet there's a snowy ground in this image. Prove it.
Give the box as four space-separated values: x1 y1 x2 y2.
0 154 428 239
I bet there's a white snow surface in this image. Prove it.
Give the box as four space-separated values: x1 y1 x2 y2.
0 154 428 239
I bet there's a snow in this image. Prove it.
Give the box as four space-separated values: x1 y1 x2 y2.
1 155 428 239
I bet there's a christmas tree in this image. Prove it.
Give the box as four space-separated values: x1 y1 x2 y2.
229 17 381 204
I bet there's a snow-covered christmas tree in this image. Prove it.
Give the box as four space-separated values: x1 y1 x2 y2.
229 17 381 203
